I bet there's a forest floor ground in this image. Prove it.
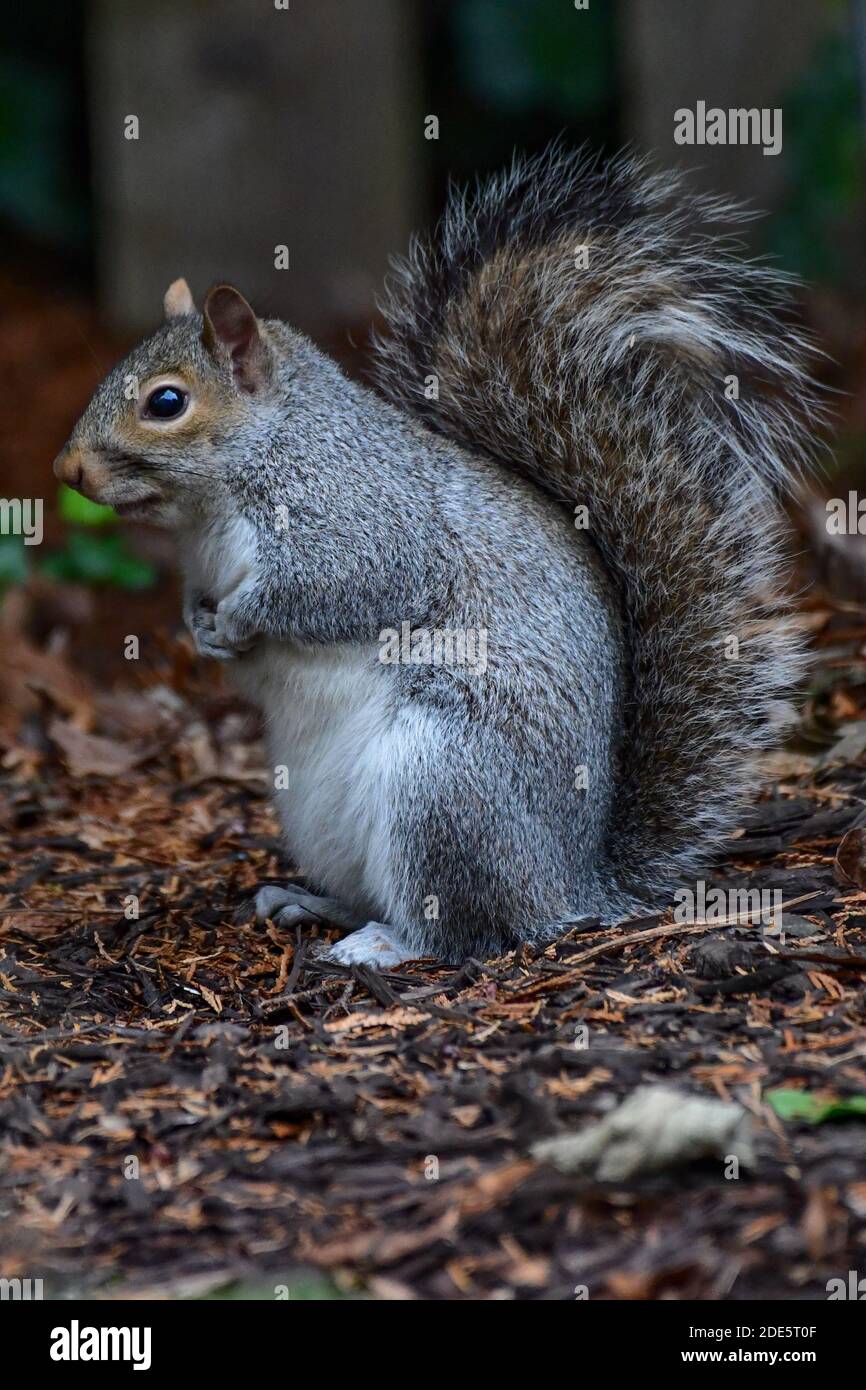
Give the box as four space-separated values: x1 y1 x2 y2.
2 581 866 1300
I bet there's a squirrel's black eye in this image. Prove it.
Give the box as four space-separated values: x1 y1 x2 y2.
145 385 187 420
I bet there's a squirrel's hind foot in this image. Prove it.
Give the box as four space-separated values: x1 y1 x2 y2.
254 882 367 933
326 922 418 969
254 885 418 968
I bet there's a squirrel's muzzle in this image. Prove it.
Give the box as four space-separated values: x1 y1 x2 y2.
54 445 109 502
53 445 85 489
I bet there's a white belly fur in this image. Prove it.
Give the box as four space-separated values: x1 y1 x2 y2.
247 640 401 917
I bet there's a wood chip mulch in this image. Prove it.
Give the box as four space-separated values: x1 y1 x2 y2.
2 585 866 1301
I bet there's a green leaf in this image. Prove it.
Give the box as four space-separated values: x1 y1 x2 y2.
766 1088 866 1124
0 533 29 587
58 483 117 527
199 1277 353 1301
39 530 156 590
103 551 157 590
455 0 613 117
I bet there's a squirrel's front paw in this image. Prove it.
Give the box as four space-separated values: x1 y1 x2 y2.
214 594 260 656
188 601 246 662
189 607 237 662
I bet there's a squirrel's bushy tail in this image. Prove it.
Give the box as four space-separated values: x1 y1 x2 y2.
371 144 822 911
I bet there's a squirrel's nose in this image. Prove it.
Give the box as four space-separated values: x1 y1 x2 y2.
53 445 84 489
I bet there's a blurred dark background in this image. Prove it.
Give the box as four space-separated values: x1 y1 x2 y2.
1 0 865 665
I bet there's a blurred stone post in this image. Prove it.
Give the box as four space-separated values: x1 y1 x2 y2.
87 0 420 340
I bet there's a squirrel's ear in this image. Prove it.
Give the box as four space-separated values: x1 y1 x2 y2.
202 284 270 393
163 278 195 318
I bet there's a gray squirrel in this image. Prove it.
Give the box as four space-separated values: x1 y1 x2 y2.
55 146 819 967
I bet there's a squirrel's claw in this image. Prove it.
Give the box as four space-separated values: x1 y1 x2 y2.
186 597 254 661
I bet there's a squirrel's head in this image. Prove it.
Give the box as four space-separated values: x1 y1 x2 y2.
54 280 281 526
